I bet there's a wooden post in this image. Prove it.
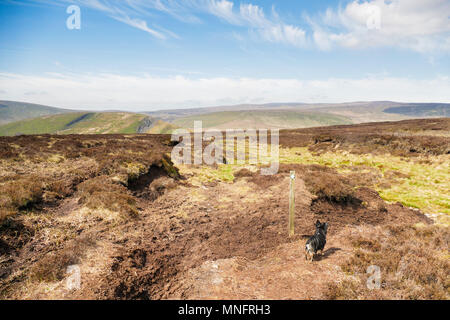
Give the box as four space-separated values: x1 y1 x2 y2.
289 171 295 237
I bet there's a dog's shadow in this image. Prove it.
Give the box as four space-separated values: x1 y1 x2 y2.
300 235 341 261
316 247 341 261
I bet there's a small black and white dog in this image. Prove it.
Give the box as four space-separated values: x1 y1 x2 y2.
305 220 329 261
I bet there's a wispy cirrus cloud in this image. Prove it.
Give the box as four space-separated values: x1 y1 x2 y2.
205 0 307 47
15 0 450 52
111 15 166 39
25 0 307 46
39 0 188 39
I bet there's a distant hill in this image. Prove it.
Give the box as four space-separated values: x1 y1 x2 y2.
146 120 180 134
383 104 449 117
0 100 73 125
1 101 448 135
0 112 174 136
144 101 392 122
172 110 352 130
146 101 450 125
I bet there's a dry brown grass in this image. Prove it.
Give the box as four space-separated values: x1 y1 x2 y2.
0 134 174 223
30 234 95 282
326 224 450 300
44 179 74 202
278 163 368 205
0 141 19 159
0 175 44 221
233 168 254 178
280 118 450 157
301 169 361 205
77 176 138 217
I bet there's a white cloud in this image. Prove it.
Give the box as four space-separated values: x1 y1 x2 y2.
1 72 449 111
207 0 306 47
206 0 238 24
309 0 450 53
238 3 266 27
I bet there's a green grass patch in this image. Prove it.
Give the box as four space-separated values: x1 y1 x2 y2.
280 147 450 215
147 120 180 134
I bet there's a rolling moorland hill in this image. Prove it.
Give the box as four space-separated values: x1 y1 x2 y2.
172 110 353 129
383 103 449 117
146 119 180 134
0 112 171 136
1 100 448 135
0 112 181 136
146 101 450 126
307 102 450 123
0 101 72 125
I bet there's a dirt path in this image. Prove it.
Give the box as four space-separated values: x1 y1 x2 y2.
171 236 353 300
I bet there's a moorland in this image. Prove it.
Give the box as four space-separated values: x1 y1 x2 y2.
0 118 448 299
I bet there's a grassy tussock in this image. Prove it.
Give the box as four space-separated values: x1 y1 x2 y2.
301 169 359 205
0 175 43 220
77 176 138 217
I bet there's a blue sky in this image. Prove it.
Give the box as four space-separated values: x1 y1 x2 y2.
0 0 449 110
